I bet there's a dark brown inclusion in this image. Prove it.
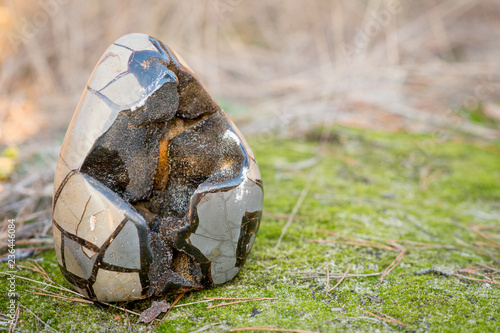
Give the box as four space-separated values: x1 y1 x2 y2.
236 211 262 267
80 36 247 297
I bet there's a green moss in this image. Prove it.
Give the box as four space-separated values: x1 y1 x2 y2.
1 126 499 332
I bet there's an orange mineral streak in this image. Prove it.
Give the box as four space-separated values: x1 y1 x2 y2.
153 114 213 191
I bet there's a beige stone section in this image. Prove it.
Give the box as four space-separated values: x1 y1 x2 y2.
53 176 83 235
53 157 71 195
115 33 157 51
59 90 115 170
53 227 63 266
247 158 262 182
53 173 125 248
88 44 132 91
100 73 144 108
93 270 142 302
82 247 96 259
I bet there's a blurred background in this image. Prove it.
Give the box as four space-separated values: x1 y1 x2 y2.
0 0 499 225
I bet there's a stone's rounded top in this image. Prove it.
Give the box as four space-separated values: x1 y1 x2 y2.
53 33 263 302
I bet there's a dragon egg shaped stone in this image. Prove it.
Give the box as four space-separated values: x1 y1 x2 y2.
52 33 263 302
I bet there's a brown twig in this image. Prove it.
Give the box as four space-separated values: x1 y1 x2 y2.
295 272 382 279
375 311 406 326
207 297 277 309
388 239 455 250
8 304 19 333
276 168 316 249
316 229 396 251
0 271 86 297
205 297 273 300
150 292 185 329
470 228 500 247
229 327 321 333
172 299 213 308
476 263 500 273
311 239 396 251
470 225 500 231
452 273 500 285
18 302 60 332
379 249 406 283
361 309 406 326
27 289 94 304
326 264 352 293
473 241 500 250
29 286 93 303
324 263 331 291
15 261 54 284
457 267 497 280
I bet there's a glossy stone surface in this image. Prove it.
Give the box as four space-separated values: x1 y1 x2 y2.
52 33 263 302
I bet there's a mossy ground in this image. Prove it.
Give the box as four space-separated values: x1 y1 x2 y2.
1 126 499 332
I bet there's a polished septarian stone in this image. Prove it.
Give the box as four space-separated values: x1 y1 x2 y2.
52 33 263 302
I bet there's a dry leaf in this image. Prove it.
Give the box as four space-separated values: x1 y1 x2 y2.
137 300 171 324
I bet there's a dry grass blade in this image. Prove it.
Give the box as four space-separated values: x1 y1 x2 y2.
375 311 407 326
100 301 144 318
0 271 178 321
457 269 491 279
8 303 19 333
477 263 500 273
470 225 500 231
0 246 53 256
324 263 331 291
326 264 352 293
171 299 213 308
452 273 500 285
311 239 396 251
473 241 500 250
0 271 86 297
26 290 93 304
207 297 277 309
15 261 54 284
379 249 406 283
361 309 406 326
229 327 321 333
27 286 94 304
8 238 53 245
275 168 316 249
205 297 274 300
470 228 500 246
454 238 498 260
295 272 382 279
388 239 455 250
18 303 60 332
316 229 396 251
1 271 143 321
